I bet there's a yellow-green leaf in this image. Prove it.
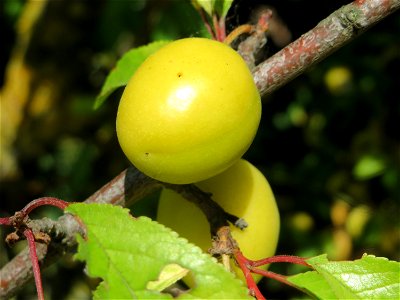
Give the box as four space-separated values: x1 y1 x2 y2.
289 254 400 299
94 41 170 109
146 263 189 292
66 203 251 299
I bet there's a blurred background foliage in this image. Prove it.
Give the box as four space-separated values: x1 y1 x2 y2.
0 0 399 299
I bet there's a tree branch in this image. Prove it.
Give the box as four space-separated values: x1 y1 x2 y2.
253 0 400 97
0 167 161 298
0 166 242 298
1 0 398 298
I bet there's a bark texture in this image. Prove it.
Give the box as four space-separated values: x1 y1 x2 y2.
1 0 399 298
253 0 400 96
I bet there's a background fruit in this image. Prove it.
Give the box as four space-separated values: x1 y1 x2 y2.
116 38 261 184
157 159 280 284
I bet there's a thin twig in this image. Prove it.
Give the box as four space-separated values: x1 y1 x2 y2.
1 0 399 298
250 255 312 268
23 228 45 300
21 197 69 216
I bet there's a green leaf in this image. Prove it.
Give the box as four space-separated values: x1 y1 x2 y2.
192 0 232 19
192 0 214 16
214 0 233 18
66 203 251 299
288 269 337 299
288 254 400 299
94 41 170 109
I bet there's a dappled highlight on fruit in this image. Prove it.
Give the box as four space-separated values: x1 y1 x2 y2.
166 85 196 113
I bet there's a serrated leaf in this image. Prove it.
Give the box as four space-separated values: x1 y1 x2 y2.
94 41 170 109
288 254 400 299
66 203 251 299
288 270 337 299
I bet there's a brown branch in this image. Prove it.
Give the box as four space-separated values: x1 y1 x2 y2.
0 166 242 298
253 0 400 97
0 167 160 298
236 9 272 70
163 184 247 235
1 0 398 298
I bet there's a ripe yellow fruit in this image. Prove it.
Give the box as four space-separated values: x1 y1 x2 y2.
116 38 261 184
157 159 280 283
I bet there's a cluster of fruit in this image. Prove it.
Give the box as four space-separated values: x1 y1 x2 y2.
116 38 279 281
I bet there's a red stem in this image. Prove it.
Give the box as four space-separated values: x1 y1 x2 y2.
218 16 226 41
250 255 312 268
233 249 265 300
198 8 216 40
24 228 45 300
0 217 12 226
251 267 315 297
0 198 68 298
0 198 69 228
21 197 69 216
251 268 298 289
213 14 224 42
233 252 313 298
